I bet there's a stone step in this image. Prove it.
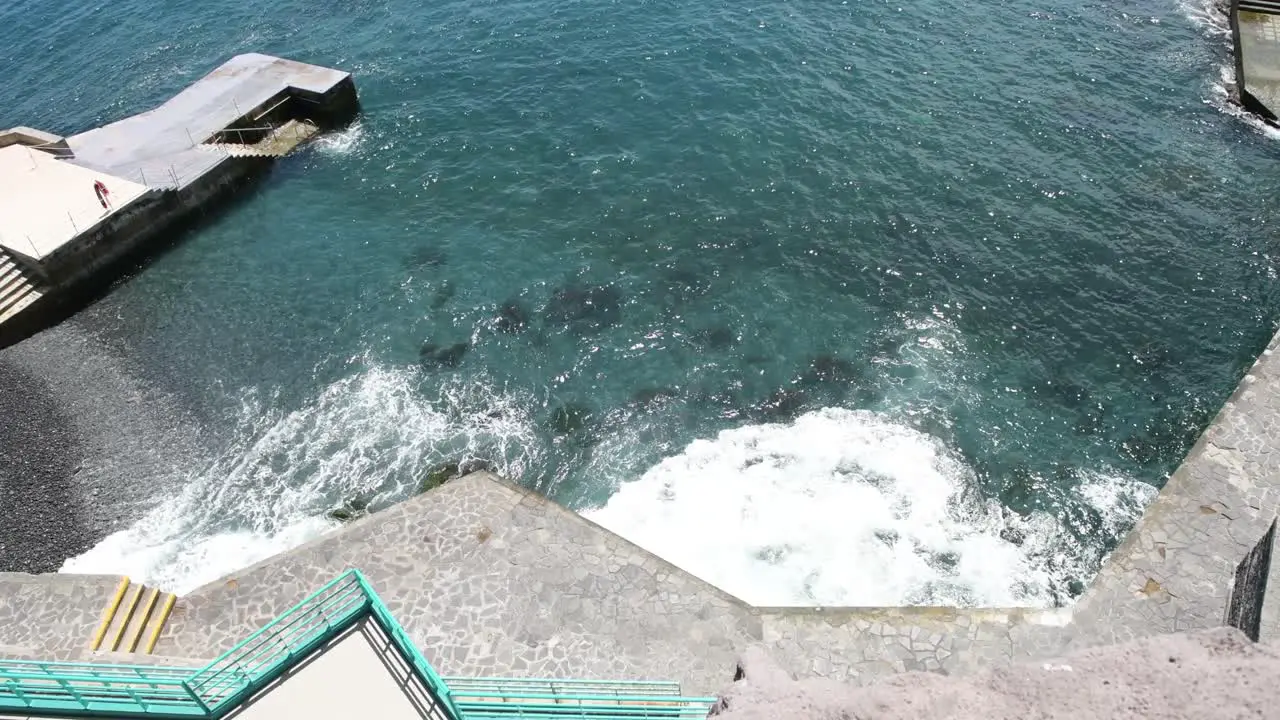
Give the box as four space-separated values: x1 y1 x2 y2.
0 287 41 326
0 282 36 315
0 255 22 278
200 119 320 158
0 252 48 326
89 577 178 655
0 268 27 299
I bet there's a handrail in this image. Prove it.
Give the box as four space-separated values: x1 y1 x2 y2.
251 95 293 122
187 571 368 709
0 570 715 720
357 573 463 719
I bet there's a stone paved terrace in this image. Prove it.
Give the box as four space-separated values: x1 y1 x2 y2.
147 472 1069 692
1066 328 1280 649
0 573 122 659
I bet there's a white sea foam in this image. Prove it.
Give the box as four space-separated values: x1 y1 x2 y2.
1178 0 1231 35
61 365 537 593
1077 470 1159 537
314 121 366 156
585 407 1153 608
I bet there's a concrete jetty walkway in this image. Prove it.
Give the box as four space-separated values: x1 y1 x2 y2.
65 53 354 190
0 54 358 346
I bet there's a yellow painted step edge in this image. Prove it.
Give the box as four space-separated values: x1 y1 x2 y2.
89 576 131 651
126 588 161 653
109 585 145 652
144 594 177 654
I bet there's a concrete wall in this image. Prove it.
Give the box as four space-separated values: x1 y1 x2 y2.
34 156 266 289
1226 519 1277 641
209 76 360 144
0 127 71 156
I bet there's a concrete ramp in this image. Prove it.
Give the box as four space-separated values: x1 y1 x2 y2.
226 617 451 720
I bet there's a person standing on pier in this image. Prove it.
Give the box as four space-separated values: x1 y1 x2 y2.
93 179 111 212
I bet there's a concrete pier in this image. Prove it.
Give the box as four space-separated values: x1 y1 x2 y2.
1232 1 1280 121
0 53 358 347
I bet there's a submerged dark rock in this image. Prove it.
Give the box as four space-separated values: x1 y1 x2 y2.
995 465 1041 517
691 326 738 350
659 269 712 305
1029 375 1091 408
494 300 530 333
431 280 456 310
1121 407 1207 469
406 246 447 269
419 341 469 369
420 462 459 494
327 494 372 524
548 403 593 435
1074 403 1106 436
1131 341 1173 370
543 284 623 333
798 354 862 385
999 526 1026 546
631 387 679 406
418 457 492 495
752 389 806 422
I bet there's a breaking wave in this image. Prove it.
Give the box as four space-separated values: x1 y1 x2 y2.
61 365 538 593
585 407 1156 608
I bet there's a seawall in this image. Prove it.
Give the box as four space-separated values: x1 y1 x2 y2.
3 319 1279 690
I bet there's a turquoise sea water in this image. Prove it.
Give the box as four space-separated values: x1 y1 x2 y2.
1 0 1277 605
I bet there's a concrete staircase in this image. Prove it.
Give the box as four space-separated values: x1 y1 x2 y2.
89 577 178 655
0 252 45 326
202 119 320 158
1240 0 1280 16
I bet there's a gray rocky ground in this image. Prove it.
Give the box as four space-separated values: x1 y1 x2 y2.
713 627 1274 720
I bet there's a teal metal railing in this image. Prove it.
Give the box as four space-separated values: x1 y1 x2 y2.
0 570 714 719
0 570 454 719
0 660 202 716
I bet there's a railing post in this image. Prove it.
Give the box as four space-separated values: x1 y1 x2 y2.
183 680 213 714
56 677 86 708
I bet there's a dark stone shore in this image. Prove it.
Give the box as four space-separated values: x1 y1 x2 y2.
0 320 205 574
0 358 95 573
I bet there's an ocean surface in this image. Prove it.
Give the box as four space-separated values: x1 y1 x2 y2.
0 0 1277 607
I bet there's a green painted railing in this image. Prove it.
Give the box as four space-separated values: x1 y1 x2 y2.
0 570 714 719
0 570 456 719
